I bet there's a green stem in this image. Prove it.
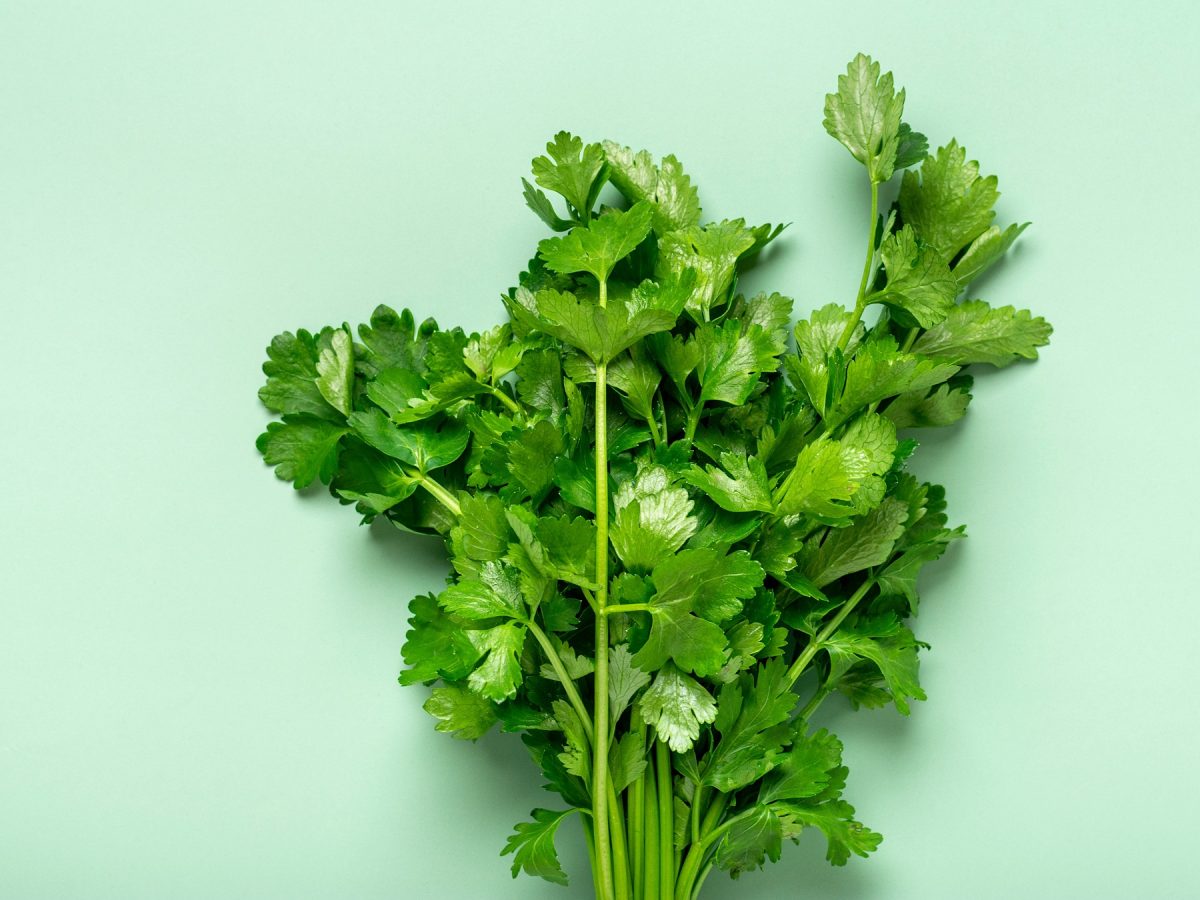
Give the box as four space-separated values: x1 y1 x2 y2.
604 603 653 616
675 795 726 900
690 784 703 848
656 740 675 900
646 408 664 449
684 401 704 442
607 780 631 900
526 619 594 741
797 677 835 723
488 384 521 415
643 760 660 900
593 276 615 900
785 577 876 690
629 754 645 895
836 178 880 352
584 817 600 896
414 473 461 517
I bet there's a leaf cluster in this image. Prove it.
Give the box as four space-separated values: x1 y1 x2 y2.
255 54 1050 897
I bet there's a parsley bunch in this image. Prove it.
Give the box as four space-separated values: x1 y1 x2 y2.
256 54 1051 899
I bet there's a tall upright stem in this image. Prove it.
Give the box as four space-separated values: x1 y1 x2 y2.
593 276 615 900
836 178 880 352
656 740 675 900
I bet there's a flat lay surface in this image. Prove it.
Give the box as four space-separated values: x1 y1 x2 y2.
2 2 1197 897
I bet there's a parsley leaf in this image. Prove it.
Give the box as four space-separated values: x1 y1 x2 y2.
538 202 654 285
823 53 909 183
502 807 578 886
603 141 701 234
256 417 347 489
638 663 718 753
899 140 999 259
912 300 1053 367
531 132 608 220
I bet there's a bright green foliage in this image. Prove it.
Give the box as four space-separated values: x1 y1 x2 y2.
603 141 701 234
824 53 924 184
913 300 1053 367
502 808 579 885
539 202 655 285
255 54 1050 899
873 226 958 328
899 140 1000 259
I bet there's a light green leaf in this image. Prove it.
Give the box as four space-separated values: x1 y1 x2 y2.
686 452 775 514
450 493 511 570
776 417 894 520
439 563 525 620
638 664 718 753
534 290 675 364
656 219 759 318
884 380 973 428
538 202 654 284
399 593 480 686
953 222 1029 286
315 327 354 416
695 319 786 406
423 683 496 740
825 339 960 430
610 464 697 572
912 300 1053 367
607 352 662 422
531 131 608 219
794 304 862 361
539 638 594 682
632 549 763 676
603 141 701 233
554 699 590 779
522 177 573 232
501 807 578 886
609 730 648 793
467 622 527 701
873 226 958 328
898 140 999 258
823 53 906 183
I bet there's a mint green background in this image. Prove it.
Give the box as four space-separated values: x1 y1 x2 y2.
3 2 1197 897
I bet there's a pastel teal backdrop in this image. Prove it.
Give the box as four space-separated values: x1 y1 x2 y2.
2 1 1197 897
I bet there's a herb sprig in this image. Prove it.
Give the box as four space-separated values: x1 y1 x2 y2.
256 54 1051 899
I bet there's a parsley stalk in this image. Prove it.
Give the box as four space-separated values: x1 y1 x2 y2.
413 472 461 517
592 275 620 900
836 179 880 352
785 577 878 690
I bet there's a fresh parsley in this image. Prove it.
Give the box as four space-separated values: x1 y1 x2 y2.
256 53 1051 899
